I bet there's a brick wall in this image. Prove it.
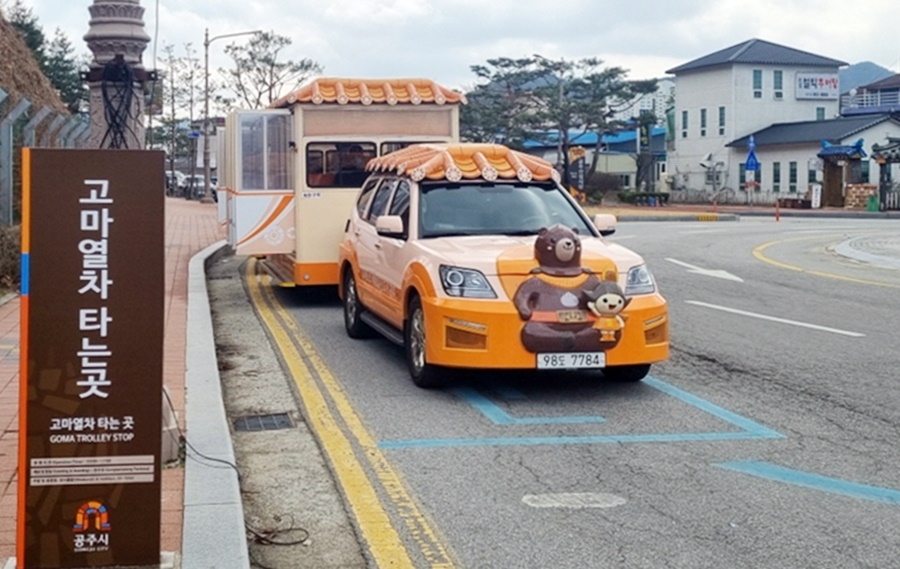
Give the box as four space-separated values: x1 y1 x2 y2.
844 183 878 210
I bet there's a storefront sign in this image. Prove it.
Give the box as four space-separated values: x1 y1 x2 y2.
795 73 839 100
19 149 165 567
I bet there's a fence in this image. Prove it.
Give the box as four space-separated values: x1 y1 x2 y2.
0 87 89 226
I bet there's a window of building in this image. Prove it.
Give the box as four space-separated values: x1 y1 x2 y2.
681 110 688 138
772 162 781 193
788 161 797 192
808 166 817 186
718 106 726 136
773 70 783 99
753 69 762 98
700 108 707 137
816 107 826 121
861 160 870 183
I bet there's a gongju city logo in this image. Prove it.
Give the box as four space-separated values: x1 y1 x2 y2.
73 500 111 553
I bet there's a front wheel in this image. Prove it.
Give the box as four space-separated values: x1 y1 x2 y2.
405 295 444 388
603 364 651 382
343 270 372 339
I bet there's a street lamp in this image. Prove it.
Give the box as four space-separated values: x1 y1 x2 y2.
202 28 260 203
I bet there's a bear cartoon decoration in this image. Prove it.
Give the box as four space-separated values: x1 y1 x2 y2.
513 225 608 353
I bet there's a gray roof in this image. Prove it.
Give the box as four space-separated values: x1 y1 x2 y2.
667 38 847 75
860 73 900 91
727 114 900 147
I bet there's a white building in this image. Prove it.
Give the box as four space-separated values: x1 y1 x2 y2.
610 78 674 125
664 38 900 206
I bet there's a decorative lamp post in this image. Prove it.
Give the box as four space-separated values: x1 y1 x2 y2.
202 28 260 203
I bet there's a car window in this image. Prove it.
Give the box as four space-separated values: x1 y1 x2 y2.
388 180 410 216
419 182 595 238
366 179 396 223
387 180 411 239
355 178 379 217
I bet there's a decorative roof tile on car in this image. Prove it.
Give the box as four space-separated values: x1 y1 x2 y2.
271 78 466 108
366 143 562 183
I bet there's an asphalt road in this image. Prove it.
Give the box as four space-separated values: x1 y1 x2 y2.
243 216 900 568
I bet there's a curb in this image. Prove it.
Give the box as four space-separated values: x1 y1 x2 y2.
181 240 250 569
616 213 740 222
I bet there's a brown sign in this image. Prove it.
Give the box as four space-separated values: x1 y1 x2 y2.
19 149 165 567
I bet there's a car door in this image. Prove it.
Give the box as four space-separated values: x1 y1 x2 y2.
376 178 412 325
355 178 397 318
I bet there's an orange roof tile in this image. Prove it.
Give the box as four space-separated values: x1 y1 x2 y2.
271 77 466 108
366 143 562 184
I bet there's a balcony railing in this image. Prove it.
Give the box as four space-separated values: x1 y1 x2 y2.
841 90 900 109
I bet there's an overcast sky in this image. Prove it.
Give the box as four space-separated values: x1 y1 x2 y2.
12 0 900 92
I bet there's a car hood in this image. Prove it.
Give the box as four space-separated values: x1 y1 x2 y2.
416 235 645 276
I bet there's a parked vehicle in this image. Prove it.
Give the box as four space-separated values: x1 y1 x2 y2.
165 170 186 196
338 143 670 387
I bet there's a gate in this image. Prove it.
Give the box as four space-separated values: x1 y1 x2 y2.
872 136 900 211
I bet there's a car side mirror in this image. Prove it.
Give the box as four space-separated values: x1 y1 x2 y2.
376 214 405 237
592 213 617 237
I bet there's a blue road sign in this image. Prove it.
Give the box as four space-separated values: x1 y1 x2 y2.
746 149 759 171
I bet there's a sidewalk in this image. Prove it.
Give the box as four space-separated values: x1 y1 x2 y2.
0 197 224 566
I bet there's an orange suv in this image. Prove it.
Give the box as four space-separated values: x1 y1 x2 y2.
338 143 669 387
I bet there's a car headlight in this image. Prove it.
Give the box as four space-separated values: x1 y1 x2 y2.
625 264 655 295
439 265 497 298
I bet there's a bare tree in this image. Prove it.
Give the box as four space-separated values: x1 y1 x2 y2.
221 31 322 109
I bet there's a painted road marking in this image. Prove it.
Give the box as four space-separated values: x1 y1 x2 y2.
667 258 744 282
455 387 605 425
686 300 865 338
378 377 783 449
522 493 627 509
754 236 900 289
246 259 454 569
714 461 900 505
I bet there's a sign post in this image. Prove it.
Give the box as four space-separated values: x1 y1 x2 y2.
19 149 165 568
745 135 760 206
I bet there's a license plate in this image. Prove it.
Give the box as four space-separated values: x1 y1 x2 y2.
537 352 606 369
556 309 589 323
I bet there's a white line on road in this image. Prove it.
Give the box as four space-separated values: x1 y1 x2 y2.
685 301 865 337
667 258 744 282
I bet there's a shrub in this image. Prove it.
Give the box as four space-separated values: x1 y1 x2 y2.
617 191 670 206
0 225 21 293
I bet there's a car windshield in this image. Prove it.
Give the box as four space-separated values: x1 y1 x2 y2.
419 182 594 238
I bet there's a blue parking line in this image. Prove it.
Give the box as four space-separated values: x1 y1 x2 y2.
378 376 784 449
643 377 783 438
714 461 900 505
453 387 605 425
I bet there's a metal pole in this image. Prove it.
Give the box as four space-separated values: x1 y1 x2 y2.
202 27 211 203
22 106 52 147
41 114 67 147
0 97 32 225
202 29 260 204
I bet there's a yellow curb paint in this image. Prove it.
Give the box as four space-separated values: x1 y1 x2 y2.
245 259 455 569
753 237 900 289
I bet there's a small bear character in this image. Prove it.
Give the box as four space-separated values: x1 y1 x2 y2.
586 271 631 349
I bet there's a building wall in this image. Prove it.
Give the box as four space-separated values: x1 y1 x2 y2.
668 61 843 200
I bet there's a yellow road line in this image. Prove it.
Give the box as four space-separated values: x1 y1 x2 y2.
245 258 454 568
753 236 900 289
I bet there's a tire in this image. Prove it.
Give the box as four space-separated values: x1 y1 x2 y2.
405 295 444 388
603 364 651 383
343 270 372 339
